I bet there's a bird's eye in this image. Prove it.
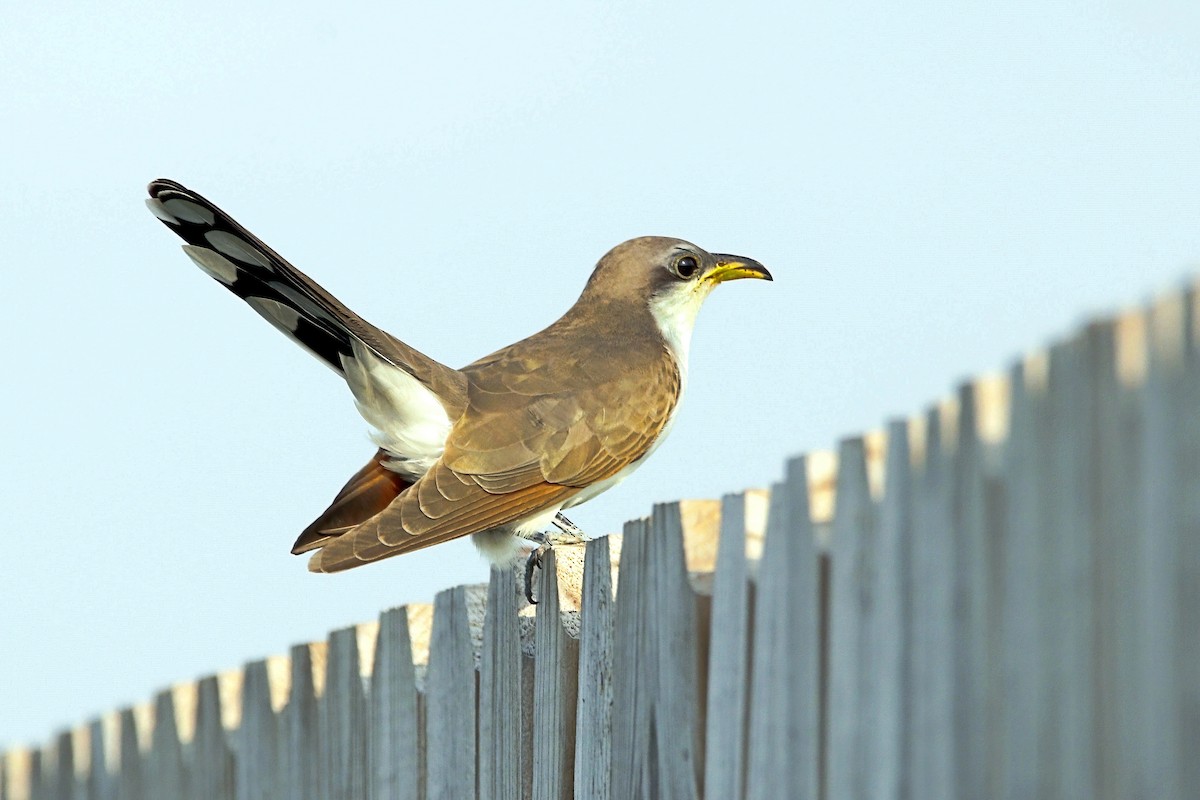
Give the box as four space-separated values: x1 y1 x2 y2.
675 255 698 279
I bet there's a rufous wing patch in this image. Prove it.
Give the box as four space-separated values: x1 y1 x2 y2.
291 449 411 554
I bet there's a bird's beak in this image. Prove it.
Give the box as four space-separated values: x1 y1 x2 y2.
707 255 773 284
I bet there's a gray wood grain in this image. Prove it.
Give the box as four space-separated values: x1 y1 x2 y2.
609 518 652 799
48 731 74 800
826 437 875 800
869 420 910 800
997 359 1046 799
702 493 751 800
237 659 280 800
12 284 1200 800
26 751 42 800
86 717 114 800
370 606 421 800
950 382 996 800
115 708 143 800
1134 292 1191 800
746 460 819 800
907 407 954 800
149 689 187 799
325 627 369 800
532 548 579 800
426 585 477 800
573 535 613 800
26 745 44 800
1041 340 1099 800
191 678 233 800
281 644 322 800
650 503 702 800
480 567 524 800
1175 290 1200 800
1086 320 1139 800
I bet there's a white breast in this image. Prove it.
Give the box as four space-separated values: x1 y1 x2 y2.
562 284 703 509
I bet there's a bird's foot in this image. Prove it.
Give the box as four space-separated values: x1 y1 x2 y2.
524 513 591 604
524 543 551 605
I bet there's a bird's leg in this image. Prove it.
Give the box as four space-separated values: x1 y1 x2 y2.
524 513 591 604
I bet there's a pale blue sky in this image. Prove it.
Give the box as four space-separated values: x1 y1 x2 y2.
3 1 1198 748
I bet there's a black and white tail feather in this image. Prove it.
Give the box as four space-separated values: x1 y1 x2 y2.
148 179 392 376
146 179 469 554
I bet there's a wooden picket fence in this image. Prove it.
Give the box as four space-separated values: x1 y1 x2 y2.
4 282 1199 799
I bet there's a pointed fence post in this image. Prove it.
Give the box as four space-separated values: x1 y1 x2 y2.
609 519 652 799
370 606 422 800
426 585 478 800
703 492 753 800
746 460 820 800
573 535 614 800
826 437 875 799
148 687 187 798
532 548 579 800
324 625 373 800
480 567 525 800
649 502 703 800
281 642 325 800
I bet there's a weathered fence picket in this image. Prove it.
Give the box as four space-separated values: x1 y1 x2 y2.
745 460 820 800
529 549 574 800
370 606 421 800
908 405 955 800
425 586 476 800
480 569 524 800
572 537 612 800
5 282 1200 800
702 493 752 800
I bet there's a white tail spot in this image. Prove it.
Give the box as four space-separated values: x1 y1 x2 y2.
162 197 215 225
181 245 238 285
204 231 272 268
145 197 179 224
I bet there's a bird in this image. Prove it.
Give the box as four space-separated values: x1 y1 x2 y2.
146 179 771 597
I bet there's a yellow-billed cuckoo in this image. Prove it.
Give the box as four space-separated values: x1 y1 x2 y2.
146 180 770 597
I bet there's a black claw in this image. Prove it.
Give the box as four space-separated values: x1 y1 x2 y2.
524 548 543 604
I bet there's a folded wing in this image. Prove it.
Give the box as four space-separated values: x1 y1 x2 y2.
308 340 680 572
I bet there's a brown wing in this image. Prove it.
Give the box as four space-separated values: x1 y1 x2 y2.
307 335 681 572
291 449 413 554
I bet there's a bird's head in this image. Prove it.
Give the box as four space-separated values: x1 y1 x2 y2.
580 236 772 359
